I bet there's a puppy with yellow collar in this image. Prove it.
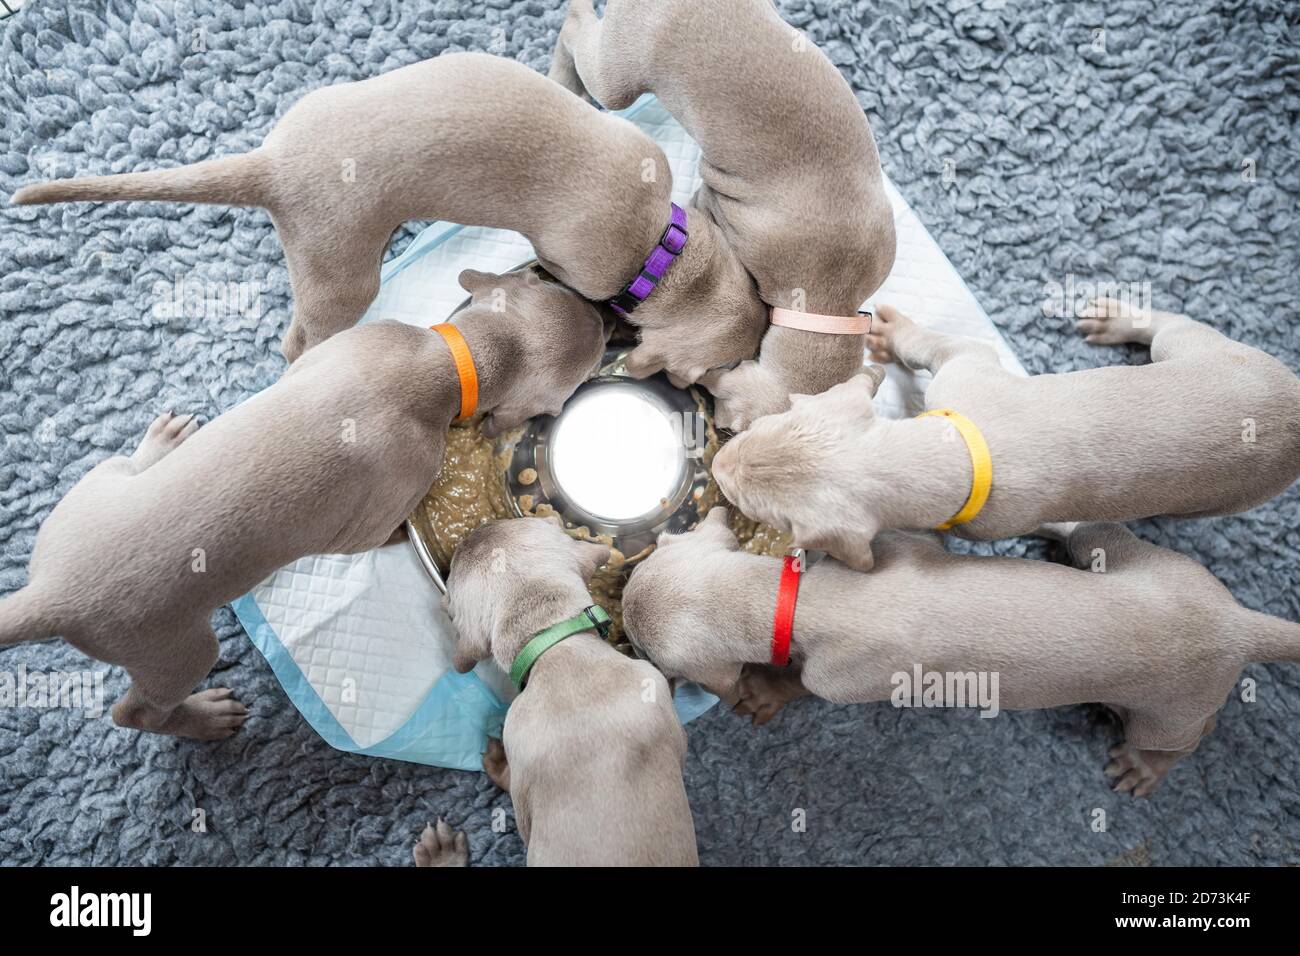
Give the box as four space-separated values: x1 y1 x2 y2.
711 299 1300 571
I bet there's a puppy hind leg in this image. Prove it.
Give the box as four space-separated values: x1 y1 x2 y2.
1105 713 1217 797
111 623 248 740
280 234 385 363
551 0 643 110
548 4 594 101
130 411 202 471
1060 522 1162 574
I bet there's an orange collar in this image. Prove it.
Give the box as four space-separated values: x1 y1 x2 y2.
431 323 478 421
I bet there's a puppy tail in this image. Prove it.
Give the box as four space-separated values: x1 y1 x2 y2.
11 150 272 208
0 587 52 647
1243 609 1300 663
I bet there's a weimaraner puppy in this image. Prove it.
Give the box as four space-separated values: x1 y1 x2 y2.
12 52 761 375
0 268 605 740
428 517 698 866
713 298 1300 570
623 508 1300 796
551 0 896 427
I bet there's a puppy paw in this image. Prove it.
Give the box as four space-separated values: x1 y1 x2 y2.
863 304 914 365
413 818 469 868
131 411 200 469
166 688 249 741
1104 741 1181 797
624 344 666 380
1075 297 1159 346
482 737 511 792
702 362 784 433
732 666 808 727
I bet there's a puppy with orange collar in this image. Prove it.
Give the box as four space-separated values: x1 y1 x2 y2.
551 0 896 428
0 268 605 741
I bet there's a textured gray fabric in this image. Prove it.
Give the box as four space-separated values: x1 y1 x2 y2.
1 0 1296 866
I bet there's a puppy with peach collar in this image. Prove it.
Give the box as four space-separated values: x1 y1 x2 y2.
13 52 761 376
440 517 698 866
712 300 1300 570
551 0 896 426
623 509 1300 795
0 268 605 741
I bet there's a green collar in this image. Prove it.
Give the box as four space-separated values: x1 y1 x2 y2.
509 605 611 690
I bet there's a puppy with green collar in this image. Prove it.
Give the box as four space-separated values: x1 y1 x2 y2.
439 517 698 866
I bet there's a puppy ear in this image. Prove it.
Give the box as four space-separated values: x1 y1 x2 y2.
860 364 887 396
838 538 876 573
575 542 611 580
792 521 878 572
695 661 744 699
458 269 499 295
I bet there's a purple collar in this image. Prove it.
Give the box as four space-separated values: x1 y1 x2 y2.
609 203 689 317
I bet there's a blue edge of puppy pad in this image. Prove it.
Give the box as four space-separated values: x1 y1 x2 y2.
231 95 718 771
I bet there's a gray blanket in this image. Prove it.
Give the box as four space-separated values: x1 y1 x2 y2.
1 0 1296 866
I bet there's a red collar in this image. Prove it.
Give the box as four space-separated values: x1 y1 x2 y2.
771 549 807 666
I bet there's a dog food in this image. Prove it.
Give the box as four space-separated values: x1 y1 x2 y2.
410 417 789 647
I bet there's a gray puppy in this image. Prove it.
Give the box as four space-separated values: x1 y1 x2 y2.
623 509 1300 795
12 52 758 375
0 269 605 739
438 517 698 866
551 0 896 427
713 299 1300 570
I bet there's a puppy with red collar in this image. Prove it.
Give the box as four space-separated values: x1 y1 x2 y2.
623 508 1300 796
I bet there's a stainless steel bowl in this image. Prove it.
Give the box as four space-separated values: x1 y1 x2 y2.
406 281 716 594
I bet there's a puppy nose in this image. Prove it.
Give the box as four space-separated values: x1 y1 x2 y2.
713 444 738 488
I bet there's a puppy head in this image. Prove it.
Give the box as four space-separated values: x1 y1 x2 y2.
444 516 610 673
711 371 885 571
623 508 745 696
625 217 768 384
457 267 609 435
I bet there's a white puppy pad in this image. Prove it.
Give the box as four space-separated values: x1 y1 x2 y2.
234 95 1025 770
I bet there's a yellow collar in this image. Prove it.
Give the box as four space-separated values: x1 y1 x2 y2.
916 409 992 530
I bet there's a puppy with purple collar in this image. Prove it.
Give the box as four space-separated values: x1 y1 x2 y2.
551 0 896 427
13 52 763 377
435 517 699 866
